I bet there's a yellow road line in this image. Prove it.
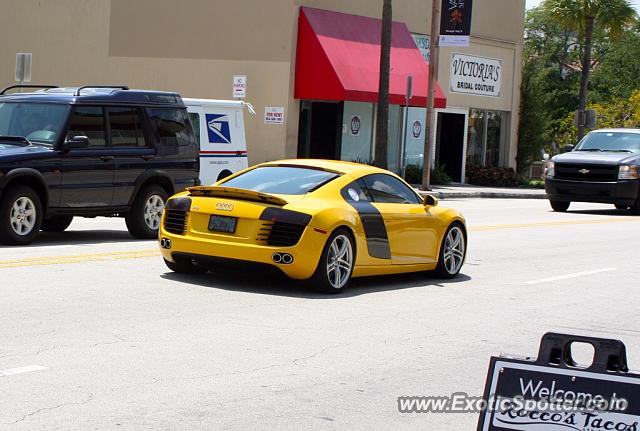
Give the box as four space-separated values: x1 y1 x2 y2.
0 249 160 269
1 217 639 269
470 217 640 232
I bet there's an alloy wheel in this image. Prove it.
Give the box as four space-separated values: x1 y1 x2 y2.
10 196 36 236
144 194 165 230
443 226 465 275
326 234 353 289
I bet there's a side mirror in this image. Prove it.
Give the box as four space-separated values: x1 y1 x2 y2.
65 135 90 150
424 194 438 208
562 144 575 153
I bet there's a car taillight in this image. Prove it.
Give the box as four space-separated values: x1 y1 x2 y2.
259 207 311 226
166 197 192 211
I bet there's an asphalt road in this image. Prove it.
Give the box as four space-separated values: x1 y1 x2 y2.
1 199 639 430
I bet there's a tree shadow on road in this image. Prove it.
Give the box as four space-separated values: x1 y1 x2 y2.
160 268 471 299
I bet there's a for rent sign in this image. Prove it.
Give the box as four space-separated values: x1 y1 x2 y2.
450 53 501 97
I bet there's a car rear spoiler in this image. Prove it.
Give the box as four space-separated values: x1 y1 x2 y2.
186 186 288 206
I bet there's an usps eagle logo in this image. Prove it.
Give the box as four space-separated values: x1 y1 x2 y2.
205 114 232 144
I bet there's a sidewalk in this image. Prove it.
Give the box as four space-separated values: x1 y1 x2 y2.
415 184 547 200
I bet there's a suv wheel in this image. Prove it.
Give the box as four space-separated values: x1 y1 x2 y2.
550 200 570 212
0 185 43 245
41 215 73 232
126 184 168 239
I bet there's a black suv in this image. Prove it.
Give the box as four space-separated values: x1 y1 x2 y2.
545 129 640 214
0 85 199 245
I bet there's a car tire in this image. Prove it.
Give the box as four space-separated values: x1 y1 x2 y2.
630 197 640 215
126 184 168 239
163 257 208 274
310 228 355 294
550 200 570 212
434 223 466 279
41 215 73 232
0 185 43 245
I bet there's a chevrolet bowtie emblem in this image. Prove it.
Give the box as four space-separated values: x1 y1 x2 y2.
579 168 590 174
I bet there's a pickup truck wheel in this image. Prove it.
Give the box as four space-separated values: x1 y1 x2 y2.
0 185 43 245
550 200 570 212
630 198 640 215
41 215 73 232
126 185 168 239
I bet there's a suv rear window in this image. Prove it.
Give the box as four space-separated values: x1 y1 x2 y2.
220 166 339 195
149 108 193 146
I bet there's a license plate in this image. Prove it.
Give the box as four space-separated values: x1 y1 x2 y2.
208 215 237 233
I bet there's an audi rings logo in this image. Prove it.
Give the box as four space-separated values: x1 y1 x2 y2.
216 202 234 211
160 238 172 249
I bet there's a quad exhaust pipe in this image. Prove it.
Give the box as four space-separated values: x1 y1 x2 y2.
272 253 294 264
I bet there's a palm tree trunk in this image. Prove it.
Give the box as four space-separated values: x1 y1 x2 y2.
577 16 594 140
374 0 392 169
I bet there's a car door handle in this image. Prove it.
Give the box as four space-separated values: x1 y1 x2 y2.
141 155 155 161
100 155 115 162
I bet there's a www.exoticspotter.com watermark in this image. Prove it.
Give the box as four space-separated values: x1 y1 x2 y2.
397 392 629 414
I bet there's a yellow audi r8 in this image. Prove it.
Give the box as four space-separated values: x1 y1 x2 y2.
159 159 466 293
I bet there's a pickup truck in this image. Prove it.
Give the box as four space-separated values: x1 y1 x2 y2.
544 129 640 214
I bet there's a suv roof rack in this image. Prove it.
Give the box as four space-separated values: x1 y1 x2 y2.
0 85 58 95
74 85 129 96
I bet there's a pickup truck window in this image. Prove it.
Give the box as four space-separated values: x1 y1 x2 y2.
576 132 640 153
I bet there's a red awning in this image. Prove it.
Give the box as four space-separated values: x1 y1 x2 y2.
294 7 446 108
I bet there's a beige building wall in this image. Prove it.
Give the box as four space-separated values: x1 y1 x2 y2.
0 0 525 169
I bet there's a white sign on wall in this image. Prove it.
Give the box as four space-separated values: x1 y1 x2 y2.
232 75 246 98
15 53 32 83
450 53 502 97
264 106 285 124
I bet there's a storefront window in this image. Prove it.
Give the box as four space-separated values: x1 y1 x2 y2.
386 105 402 173
467 109 486 166
341 101 374 163
485 111 502 167
466 109 507 167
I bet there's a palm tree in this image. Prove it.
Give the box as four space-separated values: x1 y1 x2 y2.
544 0 636 140
374 0 392 169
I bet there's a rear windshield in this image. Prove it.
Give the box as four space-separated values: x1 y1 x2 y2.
220 166 339 195
576 132 640 153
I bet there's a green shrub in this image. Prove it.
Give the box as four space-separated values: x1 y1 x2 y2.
403 164 451 185
465 164 518 187
431 165 452 185
404 164 423 184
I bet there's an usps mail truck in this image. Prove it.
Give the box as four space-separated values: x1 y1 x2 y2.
183 98 255 185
